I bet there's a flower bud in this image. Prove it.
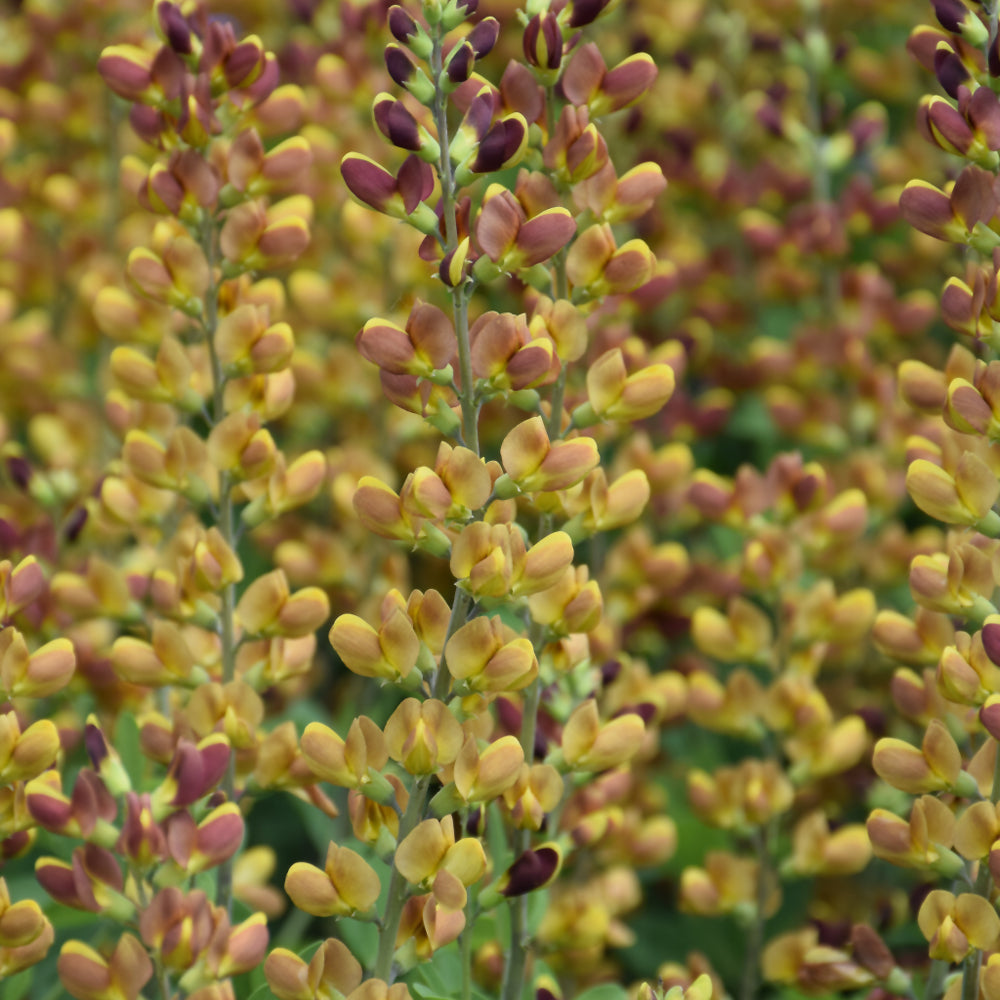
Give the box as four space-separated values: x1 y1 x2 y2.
562 699 644 772
384 698 463 774
285 843 381 917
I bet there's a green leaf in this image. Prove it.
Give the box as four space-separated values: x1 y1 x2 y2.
338 915 379 968
2 969 32 1000
574 984 630 1000
114 710 144 790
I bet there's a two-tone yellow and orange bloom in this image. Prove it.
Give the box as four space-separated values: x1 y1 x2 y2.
285 843 381 918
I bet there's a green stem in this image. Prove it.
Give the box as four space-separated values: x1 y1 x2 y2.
430 28 478 455
435 587 473 700
499 673 544 1000
133 871 173 1000
924 960 950 1000
739 824 771 1000
460 910 474 1000
201 219 239 916
375 581 476 980
374 773 433 981
959 742 1000 1000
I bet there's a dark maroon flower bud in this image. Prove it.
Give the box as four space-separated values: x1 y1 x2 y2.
224 37 266 88
439 243 469 286
1 831 30 860
933 0 972 33
150 47 186 102
983 620 1000 665
64 506 88 544
118 792 168 866
991 33 1000 77
0 521 16 551
200 19 236 74
935 44 971 98
470 116 527 173
456 0 479 14
244 53 280 105
130 104 167 146
85 721 111 770
6 456 31 490
567 0 613 28
524 13 562 71
919 95 973 154
159 739 230 809
466 807 484 838
967 82 1000 148
501 62 545 123
385 43 417 87
600 659 622 686
374 95 422 151
500 845 562 896
157 2 193 54
446 41 475 84
467 17 500 58
465 88 496 139
389 5 419 44
398 154 435 213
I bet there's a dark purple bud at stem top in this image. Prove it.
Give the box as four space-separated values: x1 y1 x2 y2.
467 18 500 59
991 34 1000 78
446 41 475 84
389 5 421 45
385 43 417 87
456 0 479 13
568 0 613 28
157 1 193 54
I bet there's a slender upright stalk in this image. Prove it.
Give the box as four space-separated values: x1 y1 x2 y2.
739 824 772 1000
430 29 479 456
375 583 475 981
374 773 432 981
200 218 239 915
959 742 1000 1000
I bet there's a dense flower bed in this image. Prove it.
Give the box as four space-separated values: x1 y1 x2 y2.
0 2 996 1000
